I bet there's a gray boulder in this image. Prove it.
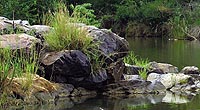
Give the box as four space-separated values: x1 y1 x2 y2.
149 61 179 73
0 33 40 49
83 25 129 62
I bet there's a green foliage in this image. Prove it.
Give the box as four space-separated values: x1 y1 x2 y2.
44 6 95 53
138 69 148 80
124 51 149 69
0 46 38 92
70 3 100 27
0 0 60 24
168 16 188 39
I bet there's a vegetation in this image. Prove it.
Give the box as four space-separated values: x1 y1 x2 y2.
44 3 103 74
123 51 149 80
0 46 38 105
124 51 149 69
1 0 200 38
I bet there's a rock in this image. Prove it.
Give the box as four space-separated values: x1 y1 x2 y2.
4 19 30 26
103 80 153 95
4 74 58 103
147 73 161 82
160 73 191 89
147 73 191 89
123 74 141 81
0 34 41 49
55 84 74 98
40 50 91 84
29 25 51 34
125 63 143 75
106 59 126 83
162 91 190 104
181 66 199 74
149 61 179 73
82 25 129 61
147 80 166 92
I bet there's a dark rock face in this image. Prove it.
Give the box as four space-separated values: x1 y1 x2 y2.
125 63 144 75
40 50 91 83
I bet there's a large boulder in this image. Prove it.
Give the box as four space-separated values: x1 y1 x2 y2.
149 61 179 73
82 25 129 62
0 33 41 50
39 50 91 83
147 73 191 89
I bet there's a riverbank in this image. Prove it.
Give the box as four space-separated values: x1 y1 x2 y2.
0 16 200 108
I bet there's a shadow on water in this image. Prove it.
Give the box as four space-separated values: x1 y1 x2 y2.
6 92 200 110
126 37 200 70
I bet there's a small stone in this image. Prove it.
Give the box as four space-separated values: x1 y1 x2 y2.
181 66 199 74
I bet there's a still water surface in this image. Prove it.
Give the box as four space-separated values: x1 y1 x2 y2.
17 93 200 110
127 37 200 70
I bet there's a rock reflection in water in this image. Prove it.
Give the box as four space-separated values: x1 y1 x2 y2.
6 92 195 110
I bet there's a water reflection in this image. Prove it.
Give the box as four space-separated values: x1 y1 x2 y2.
8 92 199 110
127 38 200 69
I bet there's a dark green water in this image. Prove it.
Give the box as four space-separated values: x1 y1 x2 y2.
12 93 200 110
127 37 200 70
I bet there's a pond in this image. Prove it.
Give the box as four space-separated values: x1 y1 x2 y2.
127 37 200 70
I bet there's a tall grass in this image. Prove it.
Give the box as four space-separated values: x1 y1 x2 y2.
44 4 96 53
0 46 39 94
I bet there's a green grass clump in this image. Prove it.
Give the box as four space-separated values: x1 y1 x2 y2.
124 51 149 69
44 5 96 53
0 46 39 103
123 51 149 80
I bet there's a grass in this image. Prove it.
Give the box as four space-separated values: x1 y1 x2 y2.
0 46 39 105
44 4 96 52
124 51 149 69
123 51 149 80
44 3 104 74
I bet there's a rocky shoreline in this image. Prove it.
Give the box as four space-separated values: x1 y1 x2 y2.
0 16 200 107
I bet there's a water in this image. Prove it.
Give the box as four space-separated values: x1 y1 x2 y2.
127 37 200 70
12 92 200 110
